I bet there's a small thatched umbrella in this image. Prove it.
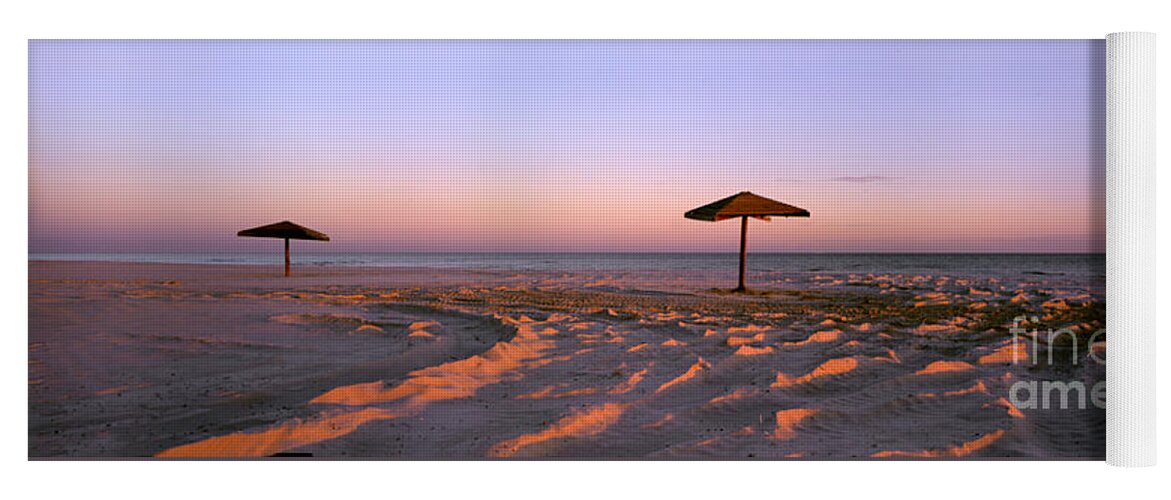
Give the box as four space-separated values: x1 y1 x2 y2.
685 192 809 292
237 221 330 277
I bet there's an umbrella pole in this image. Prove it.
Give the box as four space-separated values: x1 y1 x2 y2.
284 238 290 277
737 216 748 292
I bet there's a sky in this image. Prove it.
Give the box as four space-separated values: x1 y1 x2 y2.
29 40 1105 253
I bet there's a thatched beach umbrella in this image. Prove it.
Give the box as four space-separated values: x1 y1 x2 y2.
685 192 810 292
237 221 330 277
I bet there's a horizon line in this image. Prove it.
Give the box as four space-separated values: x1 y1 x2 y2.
28 250 1108 256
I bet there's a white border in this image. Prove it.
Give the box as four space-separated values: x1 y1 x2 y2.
1107 32 1157 467
6 1 1170 499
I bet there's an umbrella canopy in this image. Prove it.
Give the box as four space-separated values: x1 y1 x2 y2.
237 221 330 276
237 221 330 241
685 192 809 292
684 191 810 221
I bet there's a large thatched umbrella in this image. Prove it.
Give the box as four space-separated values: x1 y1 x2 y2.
685 192 810 292
237 221 330 277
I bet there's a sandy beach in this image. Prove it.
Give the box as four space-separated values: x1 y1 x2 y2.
28 259 1105 459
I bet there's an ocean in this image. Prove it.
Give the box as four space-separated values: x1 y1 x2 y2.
29 252 1106 280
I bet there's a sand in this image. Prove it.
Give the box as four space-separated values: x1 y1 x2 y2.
28 260 1105 459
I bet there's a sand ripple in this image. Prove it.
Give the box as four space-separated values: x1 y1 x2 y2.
30 262 1104 459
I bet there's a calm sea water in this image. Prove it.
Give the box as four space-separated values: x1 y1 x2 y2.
30 253 1106 279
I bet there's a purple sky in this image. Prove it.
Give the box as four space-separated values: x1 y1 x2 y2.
29 40 1105 253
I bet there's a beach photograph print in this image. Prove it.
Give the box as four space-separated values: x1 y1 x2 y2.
29 40 1106 459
